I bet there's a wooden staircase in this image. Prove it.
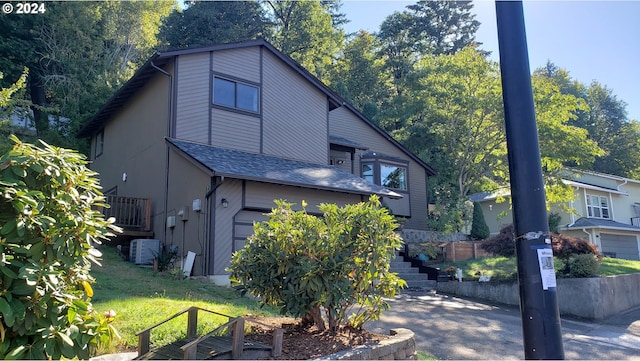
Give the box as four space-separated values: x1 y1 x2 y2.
135 307 283 360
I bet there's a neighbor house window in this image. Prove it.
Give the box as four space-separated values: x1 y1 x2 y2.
213 76 259 112
95 130 104 158
361 159 408 191
586 194 610 219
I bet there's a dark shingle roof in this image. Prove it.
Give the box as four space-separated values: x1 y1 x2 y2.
565 217 640 231
167 138 402 199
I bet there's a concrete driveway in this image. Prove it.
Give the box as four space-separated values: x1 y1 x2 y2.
367 291 640 360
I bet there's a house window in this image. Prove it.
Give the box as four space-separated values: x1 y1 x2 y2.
213 76 259 112
95 130 104 158
380 164 407 190
361 161 407 191
586 194 610 219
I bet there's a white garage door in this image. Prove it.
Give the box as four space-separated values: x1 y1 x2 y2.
233 210 269 252
600 234 639 260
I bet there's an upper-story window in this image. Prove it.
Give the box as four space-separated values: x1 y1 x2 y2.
586 194 610 219
380 163 407 190
361 155 408 191
212 76 259 113
95 130 104 158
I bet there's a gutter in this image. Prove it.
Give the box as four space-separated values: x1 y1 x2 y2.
150 60 174 244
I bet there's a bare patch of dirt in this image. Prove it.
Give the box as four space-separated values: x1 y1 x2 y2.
245 316 388 360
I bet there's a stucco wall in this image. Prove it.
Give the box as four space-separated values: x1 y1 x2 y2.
436 273 640 320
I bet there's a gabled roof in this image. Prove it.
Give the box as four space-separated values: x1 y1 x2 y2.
563 217 640 232
167 138 403 199
78 39 436 177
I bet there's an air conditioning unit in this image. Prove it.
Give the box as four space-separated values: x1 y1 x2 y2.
129 239 161 265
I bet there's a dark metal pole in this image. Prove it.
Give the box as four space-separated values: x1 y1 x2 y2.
495 1 565 359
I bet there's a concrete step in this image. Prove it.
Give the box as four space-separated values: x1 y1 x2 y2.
389 255 437 290
402 278 437 290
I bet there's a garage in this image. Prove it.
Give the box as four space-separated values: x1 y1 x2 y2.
600 234 640 260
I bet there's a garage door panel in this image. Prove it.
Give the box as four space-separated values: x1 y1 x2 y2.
233 210 269 252
600 234 639 260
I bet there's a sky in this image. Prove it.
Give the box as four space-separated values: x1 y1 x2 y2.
340 0 640 121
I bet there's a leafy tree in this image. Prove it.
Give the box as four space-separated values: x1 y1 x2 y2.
405 0 480 55
582 82 640 177
535 64 640 178
0 1 174 152
470 202 490 240
158 0 268 49
377 11 421 84
327 30 391 119
265 0 345 80
0 136 120 359
229 196 405 332
397 47 505 197
427 184 473 234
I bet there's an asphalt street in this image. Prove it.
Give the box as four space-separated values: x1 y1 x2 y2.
367 290 640 360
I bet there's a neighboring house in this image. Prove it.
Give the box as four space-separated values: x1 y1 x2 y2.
79 39 436 284
470 170 640 260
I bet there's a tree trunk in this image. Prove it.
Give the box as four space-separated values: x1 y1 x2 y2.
302 305 325 331
29 73 48 135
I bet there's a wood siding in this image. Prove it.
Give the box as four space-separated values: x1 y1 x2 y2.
212 179 243 275
212 47 260 83
176 53 210 143
166 149 211 276
244 182 361 213
262 51 327 164
329 107 428 229
210 108 260 152
90 62 174 237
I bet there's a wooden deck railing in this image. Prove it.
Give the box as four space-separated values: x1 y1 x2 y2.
103 195 151 231
135 306 283 360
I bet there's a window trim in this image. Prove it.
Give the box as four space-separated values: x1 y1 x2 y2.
586 194 610 219
211 73 260 114
95 130 104 158
360 156 409 192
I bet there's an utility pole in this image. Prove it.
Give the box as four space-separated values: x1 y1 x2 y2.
495 1 565 359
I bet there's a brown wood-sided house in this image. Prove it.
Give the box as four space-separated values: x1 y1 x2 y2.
79 39 436 284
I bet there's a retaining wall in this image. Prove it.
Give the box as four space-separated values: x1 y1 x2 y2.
314 328 416 360
436 273 640 320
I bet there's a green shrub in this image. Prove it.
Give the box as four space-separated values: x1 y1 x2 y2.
470 202 490 240
228 196 405 332
0 136 120 359
548 212 562 233
562 254 600 278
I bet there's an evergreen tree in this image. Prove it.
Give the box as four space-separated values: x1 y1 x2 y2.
158 0 269 49
470 202 490 240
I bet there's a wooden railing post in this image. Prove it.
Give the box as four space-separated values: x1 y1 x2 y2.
271 328 284 357
231 318 245 359
187 307 198 339
137 330 150 357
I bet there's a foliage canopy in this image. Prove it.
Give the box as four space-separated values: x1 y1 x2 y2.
0 136 120 359
229 196 405 332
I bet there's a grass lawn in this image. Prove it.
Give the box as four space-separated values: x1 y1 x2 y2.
90 246 439 359
90 245 277 354
430 256 640 281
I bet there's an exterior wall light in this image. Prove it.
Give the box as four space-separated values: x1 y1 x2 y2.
221 198 228 208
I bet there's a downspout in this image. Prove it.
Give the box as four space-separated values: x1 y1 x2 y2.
151 59 173 244
204 176 225 276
